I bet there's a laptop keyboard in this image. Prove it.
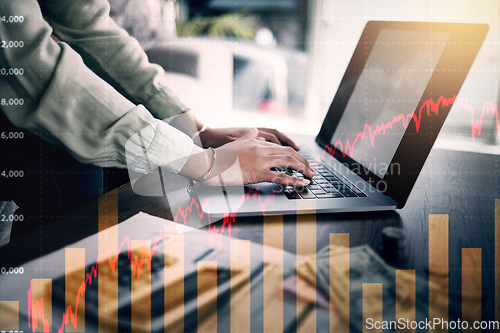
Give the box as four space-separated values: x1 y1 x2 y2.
275 150 366 200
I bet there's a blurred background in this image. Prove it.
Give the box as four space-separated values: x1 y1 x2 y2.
110 0 500 153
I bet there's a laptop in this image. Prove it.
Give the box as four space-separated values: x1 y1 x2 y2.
195 21 489 216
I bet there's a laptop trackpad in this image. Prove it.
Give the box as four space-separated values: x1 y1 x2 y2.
245 183 281 195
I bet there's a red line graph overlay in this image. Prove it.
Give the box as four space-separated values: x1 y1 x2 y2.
322 95 499 160
24 95 499 333
171 188 276 250
28 231 168 333
27 281 51 333
26 189 276 333
456 97 499 140
203 188 276 250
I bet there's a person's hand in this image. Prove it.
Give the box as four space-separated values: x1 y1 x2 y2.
207 129 312 186
198 127 299 150
180 129 311 186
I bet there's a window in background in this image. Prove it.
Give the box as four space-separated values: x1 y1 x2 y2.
176 0 313 133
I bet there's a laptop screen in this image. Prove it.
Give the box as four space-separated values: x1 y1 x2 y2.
329 28 450 178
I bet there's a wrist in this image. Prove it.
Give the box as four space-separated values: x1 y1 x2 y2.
179 145 216 182
191 124 210 140
201 147 217 181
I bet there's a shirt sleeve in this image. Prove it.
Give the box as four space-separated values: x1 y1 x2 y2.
0 0 194 173
39 0 189 122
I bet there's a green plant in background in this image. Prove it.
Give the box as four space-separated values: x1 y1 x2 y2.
176 12 258 39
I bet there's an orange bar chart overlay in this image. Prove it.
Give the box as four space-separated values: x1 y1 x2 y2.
98 191 119 332
330 233 350 333
395 270 416 333
296 201 317 333
428 214 449 333
263 214 284 333
65 248 86 332
363 283 383 333
462 248 482 331
231 239 251 332
197 261 218 331
131 240 152 332
0 301 19 331
30 279 52 333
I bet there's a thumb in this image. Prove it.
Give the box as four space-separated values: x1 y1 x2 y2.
239 127 259 140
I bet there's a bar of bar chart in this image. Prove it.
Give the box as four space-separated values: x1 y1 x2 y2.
363 283 383 333
329 233 350 333
30 279 52 333
461 248 481 332
231 239 251 332
164 224 185 332
296 201 317 333
263 214 285 333
428 214 449 333
98 191 119 332
0 301 19 331
131 240 152 332
197 261 218 331
65 248 86 332
395 270 416 333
